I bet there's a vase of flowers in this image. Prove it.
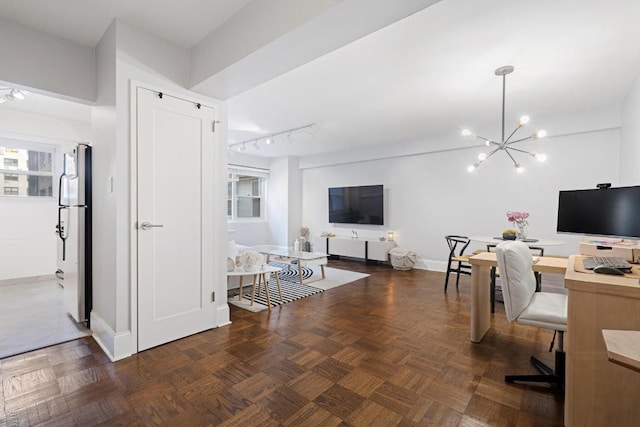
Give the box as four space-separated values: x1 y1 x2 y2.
240 249 264 272
506 211 529 240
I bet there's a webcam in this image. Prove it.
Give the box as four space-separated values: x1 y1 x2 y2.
597 183 611 189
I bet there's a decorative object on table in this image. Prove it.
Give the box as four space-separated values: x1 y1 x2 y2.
227 240 239 272
463 66 547 173
502 229 517 240
299 226 310 251
293 239 300 252
240 249 264 272
507 211 529 240
304 240 311 252
387 231 395 242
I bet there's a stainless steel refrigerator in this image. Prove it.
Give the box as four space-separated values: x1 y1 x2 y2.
56 144 92 325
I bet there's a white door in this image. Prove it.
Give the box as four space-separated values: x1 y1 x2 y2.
137 87 216 351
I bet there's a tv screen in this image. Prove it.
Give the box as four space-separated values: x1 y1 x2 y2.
557 186 640 239
328 185 384 225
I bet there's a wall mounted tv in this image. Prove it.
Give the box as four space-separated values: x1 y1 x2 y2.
328 185 384 225
557 185 640 239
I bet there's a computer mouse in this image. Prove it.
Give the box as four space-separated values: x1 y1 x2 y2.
593 266 625 275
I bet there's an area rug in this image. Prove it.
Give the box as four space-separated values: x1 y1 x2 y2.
229 265 369 312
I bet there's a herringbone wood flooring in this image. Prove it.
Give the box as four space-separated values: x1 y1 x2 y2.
0 260 563 426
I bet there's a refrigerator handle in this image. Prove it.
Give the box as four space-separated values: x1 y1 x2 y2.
58 172 66 207
58 207 67 261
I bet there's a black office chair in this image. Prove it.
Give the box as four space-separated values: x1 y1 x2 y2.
487 244 544 313
444 235 472 291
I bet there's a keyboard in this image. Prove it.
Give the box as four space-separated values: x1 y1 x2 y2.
583 256 633 271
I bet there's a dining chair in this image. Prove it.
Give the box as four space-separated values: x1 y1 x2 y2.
487 243 544 313
496 241 567 388
444 235 472 291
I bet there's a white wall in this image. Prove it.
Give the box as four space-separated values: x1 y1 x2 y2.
0 16 95 103
0 109 90 281
88 19 228 360
621 68 640 185
302 110 622 271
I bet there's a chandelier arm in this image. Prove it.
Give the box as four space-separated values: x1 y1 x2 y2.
474 135 498 145
506 135 534 146
504 125 522 144
508 147 533 154
484 147 501 159
504 148 520 166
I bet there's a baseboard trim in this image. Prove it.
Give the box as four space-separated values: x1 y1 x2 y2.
217 304 231 327
0 274 56 287
90 311 134 361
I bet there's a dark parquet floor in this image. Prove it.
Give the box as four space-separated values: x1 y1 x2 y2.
0 260 563 426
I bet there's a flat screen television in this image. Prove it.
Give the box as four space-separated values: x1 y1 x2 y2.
328 185 384 225
557 186 640 239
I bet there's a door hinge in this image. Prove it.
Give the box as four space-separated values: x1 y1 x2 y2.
211 291 215 302
212 120 220 132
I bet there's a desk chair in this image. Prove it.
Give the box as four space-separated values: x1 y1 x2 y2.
444 235 472 291
487 244 544 313
496 241 567 388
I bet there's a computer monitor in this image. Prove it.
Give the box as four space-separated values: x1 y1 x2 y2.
557 186 640 239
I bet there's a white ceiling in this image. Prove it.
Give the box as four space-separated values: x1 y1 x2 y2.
1 0 640 158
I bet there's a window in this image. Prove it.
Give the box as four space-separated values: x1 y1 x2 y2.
0 142 56 197
227 165 269 220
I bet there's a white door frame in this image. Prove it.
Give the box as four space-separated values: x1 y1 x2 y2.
129 80 228 353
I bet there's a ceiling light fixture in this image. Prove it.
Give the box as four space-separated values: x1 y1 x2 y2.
228 123 316 152
463 66 547 173
0 87 28 103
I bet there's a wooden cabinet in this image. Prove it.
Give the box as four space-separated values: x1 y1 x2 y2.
564 256 640 426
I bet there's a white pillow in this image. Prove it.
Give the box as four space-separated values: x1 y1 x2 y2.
495 241 537 322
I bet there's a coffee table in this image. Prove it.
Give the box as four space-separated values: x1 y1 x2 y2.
251 245 328 285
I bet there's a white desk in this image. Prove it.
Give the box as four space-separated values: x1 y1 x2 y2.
226 265 283 310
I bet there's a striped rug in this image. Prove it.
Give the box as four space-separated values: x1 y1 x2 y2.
232 261 323 308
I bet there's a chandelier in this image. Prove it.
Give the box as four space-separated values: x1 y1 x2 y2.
463 66 547 173
0 87 28 104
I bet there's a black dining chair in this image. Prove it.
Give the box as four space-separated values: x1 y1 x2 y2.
444 235 473 291
487 243 544 313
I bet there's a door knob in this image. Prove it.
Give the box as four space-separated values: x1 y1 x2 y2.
140 222 164 230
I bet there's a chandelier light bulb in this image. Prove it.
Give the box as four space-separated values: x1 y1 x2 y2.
467 164 477 172
536 153 547 162
462 129 472 137
519 115 530 125
515 164 524 173
265 137 274 145
485 140 491 147
535 129 547 139
478 153 487 161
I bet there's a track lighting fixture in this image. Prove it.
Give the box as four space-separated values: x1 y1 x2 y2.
0 87 28 103
228 123 316 152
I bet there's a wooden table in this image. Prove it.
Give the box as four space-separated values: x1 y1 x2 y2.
467 251 568 342
226 265 283 310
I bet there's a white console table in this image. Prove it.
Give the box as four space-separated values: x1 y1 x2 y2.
314 237 396 263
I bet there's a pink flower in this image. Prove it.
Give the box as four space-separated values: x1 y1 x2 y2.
506 211 529 222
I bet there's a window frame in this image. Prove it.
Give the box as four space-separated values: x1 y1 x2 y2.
0 138 59 200
227 165 269 222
